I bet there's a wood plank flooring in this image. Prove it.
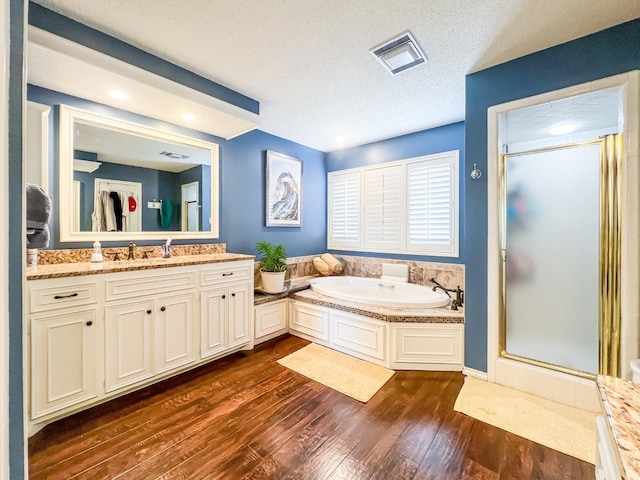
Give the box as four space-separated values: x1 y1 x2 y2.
29 335 594 479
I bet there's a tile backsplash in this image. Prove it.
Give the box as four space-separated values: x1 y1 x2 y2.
36 243 227 265
255 253 464 291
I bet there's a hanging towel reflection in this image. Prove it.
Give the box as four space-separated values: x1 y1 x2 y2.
160 199 173 229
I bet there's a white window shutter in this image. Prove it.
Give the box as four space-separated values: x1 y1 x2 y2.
325 150 458 257
363 164 404 249
407 156 457 254
327 171 361 249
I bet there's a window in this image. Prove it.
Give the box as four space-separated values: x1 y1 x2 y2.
327 150 459 257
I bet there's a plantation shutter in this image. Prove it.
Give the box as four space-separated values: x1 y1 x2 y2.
363 164 403 249
406 156 455 253
327 170 361 248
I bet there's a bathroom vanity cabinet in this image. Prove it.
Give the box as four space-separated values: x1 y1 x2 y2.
27 259 253 432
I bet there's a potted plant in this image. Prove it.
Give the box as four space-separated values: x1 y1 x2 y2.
255 241 288 293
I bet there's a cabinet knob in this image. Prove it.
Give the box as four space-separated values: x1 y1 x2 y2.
232 293 236 297
160 306 166 312
86 321 93 326
146 309 152 314
222 295 226 299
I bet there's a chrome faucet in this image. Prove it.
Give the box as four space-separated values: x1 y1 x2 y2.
428 277 464 309
128 242 136 260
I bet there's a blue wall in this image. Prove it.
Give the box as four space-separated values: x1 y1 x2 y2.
9 1 25 478
325 122 466 264
28 85 327 257
464 19 640 372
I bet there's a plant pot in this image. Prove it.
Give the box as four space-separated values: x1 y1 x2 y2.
260 270 286 293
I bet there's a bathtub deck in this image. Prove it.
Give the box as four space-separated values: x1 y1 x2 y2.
29 334 593 479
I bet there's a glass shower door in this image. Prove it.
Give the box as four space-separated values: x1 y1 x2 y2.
501 142 601 375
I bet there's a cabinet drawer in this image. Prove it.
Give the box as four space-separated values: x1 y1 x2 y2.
29 278 99 313
106 269 196 301
200 261 253 286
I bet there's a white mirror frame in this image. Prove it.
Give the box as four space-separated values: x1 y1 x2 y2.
58 104 219 242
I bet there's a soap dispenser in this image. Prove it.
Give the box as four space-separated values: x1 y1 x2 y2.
91 240 104 263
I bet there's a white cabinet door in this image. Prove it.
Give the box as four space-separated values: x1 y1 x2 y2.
105 299 154 393
155 292 196 374
31 308 99 419
201 286 227 359
228 283 251 348
254 300 288 343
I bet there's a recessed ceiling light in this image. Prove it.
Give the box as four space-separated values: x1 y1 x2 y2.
108 90 128 100
335 135 346 144
180 113 196 121
548 123 577 135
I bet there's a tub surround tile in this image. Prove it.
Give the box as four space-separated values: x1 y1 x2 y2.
36 243 227 265
597 375 640 479
335 255 465 290
26 252 253 280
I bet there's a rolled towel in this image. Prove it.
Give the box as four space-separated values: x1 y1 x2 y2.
26 183 51 230
321 253 344 274
313 257 332 276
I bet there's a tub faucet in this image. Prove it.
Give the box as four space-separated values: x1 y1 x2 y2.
128 242 136 260
428 277 464 307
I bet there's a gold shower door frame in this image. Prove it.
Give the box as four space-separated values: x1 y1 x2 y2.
498 135 622 379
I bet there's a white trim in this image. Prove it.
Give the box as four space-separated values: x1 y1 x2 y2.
27 26 260 141
487 72 640 384
25 101 49 192
462 367 488 381
0 0 9 475
58 104 220 242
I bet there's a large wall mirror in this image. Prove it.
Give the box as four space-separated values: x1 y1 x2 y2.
59 105 219 242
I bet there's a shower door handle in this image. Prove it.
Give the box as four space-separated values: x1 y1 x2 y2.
501 249 507 263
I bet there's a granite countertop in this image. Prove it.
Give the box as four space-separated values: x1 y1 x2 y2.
596 375 640 479
253 276 317 305
26 253 255 280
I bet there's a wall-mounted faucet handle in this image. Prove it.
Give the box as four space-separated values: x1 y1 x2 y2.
142 250 152 259
128 242 136 260
109 251 120 261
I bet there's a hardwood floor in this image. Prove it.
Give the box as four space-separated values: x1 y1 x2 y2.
29 335 594 479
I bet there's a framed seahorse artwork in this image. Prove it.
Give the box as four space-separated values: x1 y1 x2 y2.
265 150 302 227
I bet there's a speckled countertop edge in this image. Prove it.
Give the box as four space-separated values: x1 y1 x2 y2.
254 276 464 324
26 253 255 280
596 375 640 479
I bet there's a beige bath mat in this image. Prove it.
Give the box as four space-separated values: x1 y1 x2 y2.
277 343 394 402
454 376 597 464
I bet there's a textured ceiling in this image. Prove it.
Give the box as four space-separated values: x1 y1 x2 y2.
30 0 640 152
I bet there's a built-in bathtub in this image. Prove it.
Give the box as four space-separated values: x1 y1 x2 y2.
309 275 450 309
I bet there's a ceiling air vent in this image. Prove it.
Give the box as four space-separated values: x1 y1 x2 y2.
370 31 427 75
159 151 190 160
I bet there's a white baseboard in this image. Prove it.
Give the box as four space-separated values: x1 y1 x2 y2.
462 366 488 381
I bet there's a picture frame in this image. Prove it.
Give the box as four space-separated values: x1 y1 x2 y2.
265 150 302 227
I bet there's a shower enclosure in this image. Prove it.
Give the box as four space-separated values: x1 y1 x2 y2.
499 137 621 377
